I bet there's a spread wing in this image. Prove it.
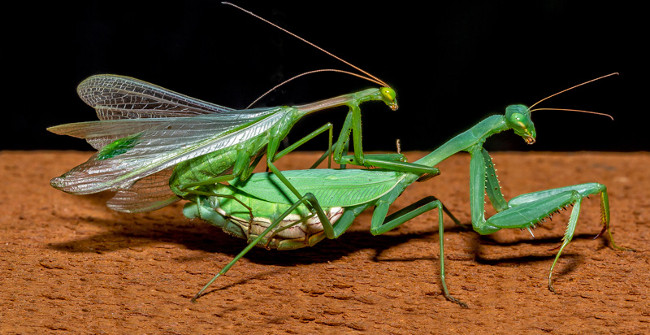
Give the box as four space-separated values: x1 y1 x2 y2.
77 74 236 119
50 75 291 212
70 74 240 149
105 168 181 213
49 108 288 194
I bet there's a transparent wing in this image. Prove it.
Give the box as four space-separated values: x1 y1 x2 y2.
68 74 245 149
48 103 274 150
50 106 290 194
106 168 180 213
77 74 236 120
48 118 172 150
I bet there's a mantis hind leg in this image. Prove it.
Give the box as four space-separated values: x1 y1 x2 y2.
190 193 364 302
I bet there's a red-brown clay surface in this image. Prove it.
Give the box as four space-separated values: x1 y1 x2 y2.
1 151 648 334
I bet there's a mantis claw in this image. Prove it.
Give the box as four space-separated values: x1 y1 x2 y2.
548 277 556 293
445 294 469 308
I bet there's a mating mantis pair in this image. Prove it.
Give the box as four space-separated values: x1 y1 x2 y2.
49 3 628 307
182 73 626 307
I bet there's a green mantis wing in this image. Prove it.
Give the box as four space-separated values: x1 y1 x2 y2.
48 75 291 196
233 169 404 208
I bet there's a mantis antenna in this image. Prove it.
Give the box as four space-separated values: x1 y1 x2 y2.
529 72 618 120
245 68 383 109
222 2 390 106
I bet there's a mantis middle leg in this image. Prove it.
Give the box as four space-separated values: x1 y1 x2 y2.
367 186 466 307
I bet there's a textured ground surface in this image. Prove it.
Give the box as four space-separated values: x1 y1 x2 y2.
1 151 648 334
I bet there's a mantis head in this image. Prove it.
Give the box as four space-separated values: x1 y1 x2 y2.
505 104 536 144
507 73 618 145
378 87 398 111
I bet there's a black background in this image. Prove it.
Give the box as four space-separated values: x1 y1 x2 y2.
4 1 647 152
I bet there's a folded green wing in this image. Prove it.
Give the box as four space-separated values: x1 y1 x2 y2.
233 169 403 207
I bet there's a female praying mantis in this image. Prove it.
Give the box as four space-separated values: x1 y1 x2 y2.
48 3 434 214
183 73 629 307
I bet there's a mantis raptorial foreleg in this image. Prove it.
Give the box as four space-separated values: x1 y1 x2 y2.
307 105 429 171
332 105 439 175
467 145 629 290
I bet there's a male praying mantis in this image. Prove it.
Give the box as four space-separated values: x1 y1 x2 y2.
48 3 434 214
183 73 629 307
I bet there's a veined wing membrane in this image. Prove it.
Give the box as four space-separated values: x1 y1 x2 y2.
106 168 180 213
48 118 172 150
50 106 290 194
56 74 244 150
48 104 273 150
77 74 236 120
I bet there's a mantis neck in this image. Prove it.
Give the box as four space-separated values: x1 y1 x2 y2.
295 88 382 114
414 115 509 168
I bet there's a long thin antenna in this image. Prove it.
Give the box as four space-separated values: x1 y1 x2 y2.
529 72 619 110
245 69 384 109
529 107 614 120
222 2 389 88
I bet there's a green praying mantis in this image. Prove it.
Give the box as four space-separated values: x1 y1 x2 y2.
48 3 435 214
183 73 629 307
49 3 630 307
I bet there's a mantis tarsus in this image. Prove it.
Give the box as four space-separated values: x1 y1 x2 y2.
48 3 435 214
184 73 630 307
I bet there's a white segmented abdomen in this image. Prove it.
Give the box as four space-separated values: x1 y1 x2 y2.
217 207 344 240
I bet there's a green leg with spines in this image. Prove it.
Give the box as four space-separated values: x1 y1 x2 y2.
469 146 630 291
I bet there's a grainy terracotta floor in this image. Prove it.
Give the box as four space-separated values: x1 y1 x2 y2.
1 151 648 334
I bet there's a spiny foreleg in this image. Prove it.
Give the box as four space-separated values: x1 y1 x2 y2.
494 182 631 291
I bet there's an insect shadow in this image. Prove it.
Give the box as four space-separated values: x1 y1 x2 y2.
47 194 426 268
471 232 597 278
373 225 603 279
49 191 603 278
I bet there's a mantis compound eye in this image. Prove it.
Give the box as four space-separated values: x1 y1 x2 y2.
380 87 396 101
509 112 525 125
